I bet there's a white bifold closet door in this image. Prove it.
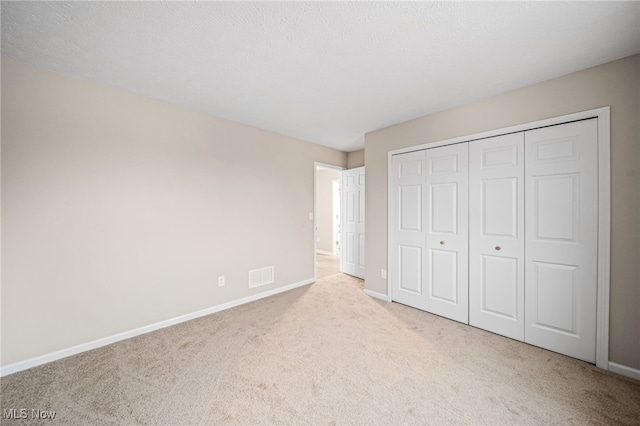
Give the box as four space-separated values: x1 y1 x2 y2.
524 119 598 363
391 144 468 324
469 133 525 341
390 118 598 364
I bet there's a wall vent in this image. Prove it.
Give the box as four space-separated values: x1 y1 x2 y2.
249 266 274 288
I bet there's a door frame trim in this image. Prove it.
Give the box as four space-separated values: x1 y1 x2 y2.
386 106 610 369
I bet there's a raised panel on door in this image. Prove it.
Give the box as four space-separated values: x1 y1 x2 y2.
399 245 422 294
481 256 519 318
345 187 356 225
424 143 468 323
342 167 365 279
342 185 357 273
345 232 355 264
391 151 426 309
525 119 598 363
358 234 365 270
469 133 525 340
429 249 458 303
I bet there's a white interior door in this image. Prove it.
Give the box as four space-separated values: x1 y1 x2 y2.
391 151 427 309
424 143 469 324
469 133 525 340
524 119 598 363
342 167 365 279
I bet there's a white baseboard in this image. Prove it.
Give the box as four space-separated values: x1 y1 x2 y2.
364 289 389 301
316 250 334 256
608 361 640 381
0 278 315 377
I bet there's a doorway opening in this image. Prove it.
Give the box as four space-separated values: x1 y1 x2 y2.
314 163 344 279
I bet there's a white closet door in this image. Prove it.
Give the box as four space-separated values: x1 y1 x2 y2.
424 143 469 323
342 167 365 279
469 133 525 340
391 151 426 309
524 119 598 363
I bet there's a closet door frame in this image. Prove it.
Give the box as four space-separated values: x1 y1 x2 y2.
387 106 610 370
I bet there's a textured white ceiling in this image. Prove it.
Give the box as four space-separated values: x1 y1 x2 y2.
2 2 639 152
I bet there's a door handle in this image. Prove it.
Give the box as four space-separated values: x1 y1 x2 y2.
495 246 501 251
440 241 445 245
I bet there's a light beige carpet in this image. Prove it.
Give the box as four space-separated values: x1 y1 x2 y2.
2 262 639 425
316 253 340 279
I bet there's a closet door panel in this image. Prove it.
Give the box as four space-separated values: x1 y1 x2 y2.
481 256 518 318
424 143 469 324
391 151 427 309
469 133 525 340
430 249 458 303
524 119 598 363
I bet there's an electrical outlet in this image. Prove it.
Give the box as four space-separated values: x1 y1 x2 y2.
218 276 225 287
381 269 387 279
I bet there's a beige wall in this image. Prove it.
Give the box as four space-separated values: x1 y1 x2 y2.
316 168 341 254
1 59 347 366
347 149 364 169
365 54 640 369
